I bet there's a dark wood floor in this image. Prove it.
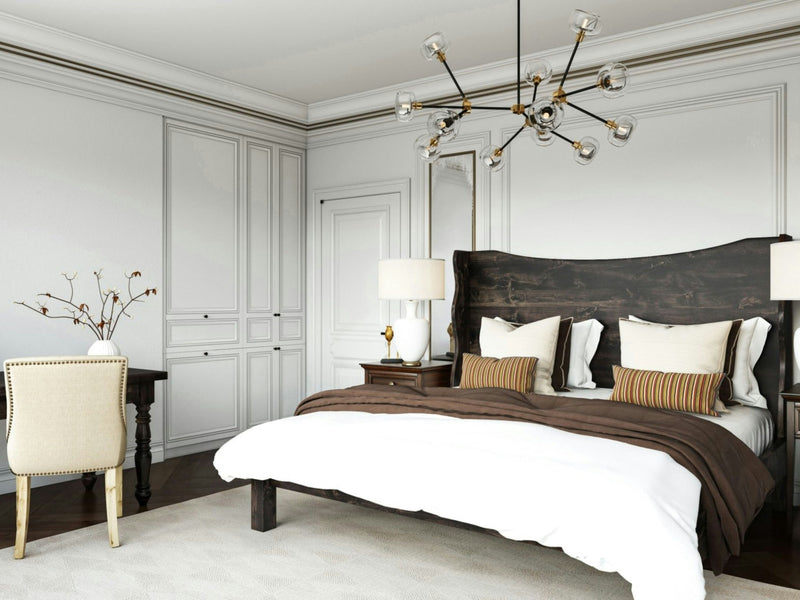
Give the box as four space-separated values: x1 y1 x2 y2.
0 450 797 591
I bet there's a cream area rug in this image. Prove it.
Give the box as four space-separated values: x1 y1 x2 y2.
1 486 798 600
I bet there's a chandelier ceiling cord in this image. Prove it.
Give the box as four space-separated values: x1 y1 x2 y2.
394 3 637 170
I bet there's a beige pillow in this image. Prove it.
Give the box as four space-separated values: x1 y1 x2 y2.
479 315 561 395
618 318 732 374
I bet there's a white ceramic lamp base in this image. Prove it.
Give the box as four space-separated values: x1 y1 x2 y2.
392 300 430 366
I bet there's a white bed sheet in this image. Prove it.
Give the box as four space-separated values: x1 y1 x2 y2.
557 388 774 456
214 410 707 600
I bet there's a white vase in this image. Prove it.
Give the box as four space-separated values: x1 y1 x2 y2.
87 339 121 356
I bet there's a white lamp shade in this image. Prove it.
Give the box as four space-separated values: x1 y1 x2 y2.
378 259 445 300
770 241 800 300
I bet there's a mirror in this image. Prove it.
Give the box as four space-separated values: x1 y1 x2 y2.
429 151 476 358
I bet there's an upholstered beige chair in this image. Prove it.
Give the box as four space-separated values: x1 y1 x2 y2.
4 356 128 559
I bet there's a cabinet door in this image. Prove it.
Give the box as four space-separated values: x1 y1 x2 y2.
245 348 273 427
274 346 305 419
165 351 240 448
277 148 305 323
246 142 273 315
166 125 239 315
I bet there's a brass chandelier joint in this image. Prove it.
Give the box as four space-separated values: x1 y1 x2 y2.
412 102 423 110
553 88 568 104
511 103 526 115
436 50 447 63
461 98 472 113
575 30 586 43
605 119 618 129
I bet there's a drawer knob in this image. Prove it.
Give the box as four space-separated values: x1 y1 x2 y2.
388 381 395 386
203 314 209 319
203 352 209 356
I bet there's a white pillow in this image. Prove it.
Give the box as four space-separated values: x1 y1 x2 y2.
479 315 561 395
619 318 732 374
730 317 771 408
567 319 603 389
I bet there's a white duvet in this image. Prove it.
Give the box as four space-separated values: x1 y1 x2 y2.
214 410 707 600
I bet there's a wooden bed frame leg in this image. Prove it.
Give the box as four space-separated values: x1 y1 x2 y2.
251 479 276 532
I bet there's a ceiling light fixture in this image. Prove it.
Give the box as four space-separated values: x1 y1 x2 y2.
395 3 635 170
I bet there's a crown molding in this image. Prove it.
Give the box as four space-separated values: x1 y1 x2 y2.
307 0 800 125
0 10 308 125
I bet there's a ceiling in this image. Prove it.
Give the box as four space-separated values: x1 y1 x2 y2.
0 0 768 106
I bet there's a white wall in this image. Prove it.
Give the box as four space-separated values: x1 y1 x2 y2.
0 77 165 486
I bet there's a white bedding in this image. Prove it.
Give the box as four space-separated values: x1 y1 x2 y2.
214 410 708 600
557 388 774 456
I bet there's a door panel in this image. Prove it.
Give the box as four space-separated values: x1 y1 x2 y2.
320 193 402 389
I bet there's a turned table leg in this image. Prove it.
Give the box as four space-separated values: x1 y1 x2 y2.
133 383 154 507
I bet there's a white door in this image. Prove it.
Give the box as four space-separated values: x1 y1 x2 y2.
318 186 407 390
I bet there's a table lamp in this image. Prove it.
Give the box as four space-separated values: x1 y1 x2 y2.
770 239 800 367
378 258 445 366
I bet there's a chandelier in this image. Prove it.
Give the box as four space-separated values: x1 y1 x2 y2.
394 4 636 170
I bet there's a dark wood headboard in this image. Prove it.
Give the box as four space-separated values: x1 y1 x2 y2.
451 236 792 436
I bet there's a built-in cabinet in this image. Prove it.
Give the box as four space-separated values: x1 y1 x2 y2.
164 121 305 455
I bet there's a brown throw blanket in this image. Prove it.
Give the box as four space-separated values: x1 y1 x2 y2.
296 384 774 575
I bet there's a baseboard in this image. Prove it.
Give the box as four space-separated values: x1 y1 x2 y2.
0 445 165 496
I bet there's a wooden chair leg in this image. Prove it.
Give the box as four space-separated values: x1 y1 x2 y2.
104 468 120 548
116 466 123 518
15 476 30 559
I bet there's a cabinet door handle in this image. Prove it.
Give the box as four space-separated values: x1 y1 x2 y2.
274 347 281 351
203 314 209 319
203 351 209 356
273 313 281 317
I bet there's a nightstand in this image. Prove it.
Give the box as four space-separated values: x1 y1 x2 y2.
360 360 452 389
780 384 800 521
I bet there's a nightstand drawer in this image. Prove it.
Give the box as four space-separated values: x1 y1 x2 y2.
368 374 419 387
795 405 800 437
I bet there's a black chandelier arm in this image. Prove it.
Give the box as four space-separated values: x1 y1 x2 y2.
440 58 467 100
552 130 577 147
528 82 539 109
500 123 528 152
416 103 511 112
555 82 597 100
565 101 610 126
558 34 584 90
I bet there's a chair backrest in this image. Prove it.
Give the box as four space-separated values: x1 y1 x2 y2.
4 356 128 476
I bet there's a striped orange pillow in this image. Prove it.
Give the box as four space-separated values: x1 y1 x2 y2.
610 365 723 416
460 353 538 393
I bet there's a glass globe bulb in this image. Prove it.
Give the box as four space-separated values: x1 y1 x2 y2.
523 61 553 87
531 126 555 147
420 32 449 61
395 91 417 122
531 99 564 131
427 110 460 142
574 136 599 165
608 115 637 147
597 63 629 98
569 9 602 36
415 133 442 162
479 145 505 172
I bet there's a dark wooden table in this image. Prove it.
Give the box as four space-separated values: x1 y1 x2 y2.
1 367 168 507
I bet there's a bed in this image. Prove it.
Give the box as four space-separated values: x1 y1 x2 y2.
214 236 790 600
